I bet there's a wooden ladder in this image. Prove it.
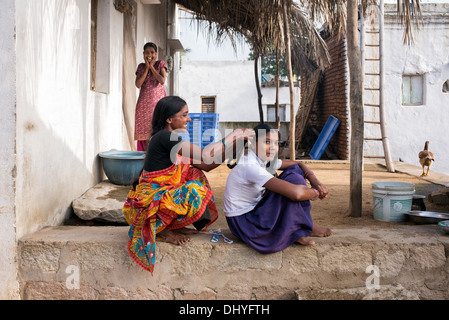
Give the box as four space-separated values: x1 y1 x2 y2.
360 2 395 172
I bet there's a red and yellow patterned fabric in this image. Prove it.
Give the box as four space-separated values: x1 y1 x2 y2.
123 155 218 274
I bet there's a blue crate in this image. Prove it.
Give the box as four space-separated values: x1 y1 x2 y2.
309 115 341 160
200 113 219 147
179 113 219 148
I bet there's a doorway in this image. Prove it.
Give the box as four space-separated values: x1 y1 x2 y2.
122 0 137 150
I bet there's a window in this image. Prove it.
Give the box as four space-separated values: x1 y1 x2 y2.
267 104 286 122
402 74 424 106
201 96 216 113
90 0 110 93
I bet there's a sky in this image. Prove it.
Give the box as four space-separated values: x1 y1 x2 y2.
178 10 251 61
178 1 449 61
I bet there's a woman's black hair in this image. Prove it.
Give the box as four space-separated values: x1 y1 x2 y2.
151 96 187 136
144 42 158 52
227 123 280 171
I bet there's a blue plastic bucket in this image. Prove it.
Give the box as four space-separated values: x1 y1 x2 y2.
99 149 145 185
372 181 415 222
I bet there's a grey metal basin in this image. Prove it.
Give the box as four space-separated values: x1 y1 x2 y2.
405 211 449 224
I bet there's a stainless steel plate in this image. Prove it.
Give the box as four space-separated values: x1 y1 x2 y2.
405 211 449 224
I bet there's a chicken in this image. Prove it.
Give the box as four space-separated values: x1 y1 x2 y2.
419 141 434 177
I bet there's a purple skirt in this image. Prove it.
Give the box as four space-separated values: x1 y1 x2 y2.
226 165 313 254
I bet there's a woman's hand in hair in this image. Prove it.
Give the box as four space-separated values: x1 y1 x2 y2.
231 128 255 141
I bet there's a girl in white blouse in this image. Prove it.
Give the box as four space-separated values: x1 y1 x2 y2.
224 124 332 252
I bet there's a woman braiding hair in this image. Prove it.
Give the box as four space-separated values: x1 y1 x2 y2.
123 96 254 274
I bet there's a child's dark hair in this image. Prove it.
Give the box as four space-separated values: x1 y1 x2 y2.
227 123 280 172
144 42 158 52
151 96 187 136
253 123 276 141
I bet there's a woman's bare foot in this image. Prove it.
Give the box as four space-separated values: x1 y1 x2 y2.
297 237 315 246
158 229 191 245
173 227 199 236
309 224 333 237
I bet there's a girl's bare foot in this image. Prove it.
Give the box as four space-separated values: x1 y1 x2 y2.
297 237 315 246
309 224 333 237
158 229 191 245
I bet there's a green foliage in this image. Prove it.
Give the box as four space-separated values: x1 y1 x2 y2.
248 47 288 78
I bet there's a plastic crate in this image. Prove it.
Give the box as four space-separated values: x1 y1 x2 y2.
200 113 220 147
179 113 219 148
309 115 341 160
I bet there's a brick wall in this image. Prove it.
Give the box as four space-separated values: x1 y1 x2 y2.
301 34 349 160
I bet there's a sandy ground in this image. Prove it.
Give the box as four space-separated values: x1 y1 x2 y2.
66 161 449 235
204 161 449 232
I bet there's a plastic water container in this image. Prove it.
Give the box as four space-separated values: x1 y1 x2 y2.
99 149 145 185
372 181 415 222
309 115 341 160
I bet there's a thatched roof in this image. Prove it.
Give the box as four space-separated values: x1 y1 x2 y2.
174 0 422 74
175 0 331 74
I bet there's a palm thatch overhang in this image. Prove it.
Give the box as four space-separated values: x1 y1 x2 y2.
174 0 331 75
174 0 423 75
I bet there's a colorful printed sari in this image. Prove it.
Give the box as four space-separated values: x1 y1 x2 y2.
122 155 218 274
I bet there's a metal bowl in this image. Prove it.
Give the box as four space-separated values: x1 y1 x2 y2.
405 211 449 224
438 220 449 235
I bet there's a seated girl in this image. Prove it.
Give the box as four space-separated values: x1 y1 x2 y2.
224 123 332 253
123 96 253 273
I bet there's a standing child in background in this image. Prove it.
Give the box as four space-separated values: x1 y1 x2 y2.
134 42 167 151
224 124 332 253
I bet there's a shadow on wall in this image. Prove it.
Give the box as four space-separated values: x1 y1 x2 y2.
15 0 108 238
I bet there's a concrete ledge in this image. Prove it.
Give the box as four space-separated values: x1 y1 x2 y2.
18 224 449 300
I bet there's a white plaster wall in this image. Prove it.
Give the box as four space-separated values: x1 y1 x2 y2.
0 0 19 300
261 85 299 122
12 0 174 240
383 22 449 175
179 58 261 121
14 0 126 238
0 0 175 299
179 58 299 125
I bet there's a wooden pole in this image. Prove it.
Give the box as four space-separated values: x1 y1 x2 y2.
275 48 280 129
282 0 295 160
359 5 365 171
254 53 264 124
379 0 395 173
347 0 364 217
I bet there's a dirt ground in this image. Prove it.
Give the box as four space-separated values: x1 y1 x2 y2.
204 161 449 231
66 160 449 232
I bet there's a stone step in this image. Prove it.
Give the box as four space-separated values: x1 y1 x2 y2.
71 181 129 224
18 224 449 300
